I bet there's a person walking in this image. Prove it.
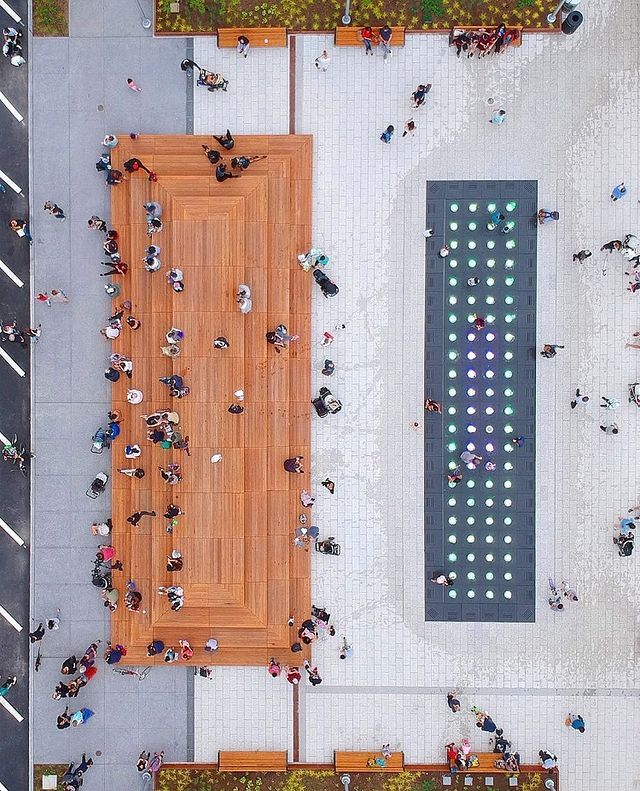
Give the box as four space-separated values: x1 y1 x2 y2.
380 125 394 143
610 182 627 201
37 289 68 305
565 713 585 732
540 343 564 358
572 249 592 263
570 388 589 409
315 50 330 71
29 623 45 643
43 201 65 220
402 119 417 137
283 456 304 473
127 77 142 92
411 83 432 108
127 509 156 526
447 692 461 712
600 422 619 435
490 109 506 125
548 578 564 610
102 134 118 148
88 215 108 232
600 396 620 410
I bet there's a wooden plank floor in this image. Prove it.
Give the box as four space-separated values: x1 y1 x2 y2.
109 135 312 665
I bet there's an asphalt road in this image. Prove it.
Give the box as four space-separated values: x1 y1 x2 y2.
0 0 31 788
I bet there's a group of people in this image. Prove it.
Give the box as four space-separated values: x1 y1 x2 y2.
202 135 266 182
2 26 25 67
449 25 521 58
445 693 559 774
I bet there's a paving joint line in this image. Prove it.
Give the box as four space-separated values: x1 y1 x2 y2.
303 685 640 697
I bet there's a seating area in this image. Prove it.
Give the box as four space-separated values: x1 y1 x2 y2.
450 25 523 48
334 26 406 47
334 751 404 773
217 27 288 48
218 751 288 772
108 134 313 666
447 752 510 774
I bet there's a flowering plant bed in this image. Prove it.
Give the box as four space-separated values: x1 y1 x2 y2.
156 768 552 791
155 0 556 33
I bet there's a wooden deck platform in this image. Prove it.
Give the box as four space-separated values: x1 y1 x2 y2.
108 134 312 665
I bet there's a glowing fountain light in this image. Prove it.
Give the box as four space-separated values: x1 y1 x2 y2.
467 406 476 415
450 241 459 249
486 240 496 250
467 369 477 379
467 332 476 341
468 424 477 433
468 222 477 231
450 203 459 212
449 278 457 287
448 333 457 341
505 201 517 212
467 387 476 396
450 222 458 230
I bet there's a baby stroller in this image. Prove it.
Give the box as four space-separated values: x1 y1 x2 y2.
91 427 110 454
614 534 634 557
86 472 109 499
91 557 112 589
312 387 342 418
198 69 228 92
628 383 640 406
313 268 339 297
315 537 341 555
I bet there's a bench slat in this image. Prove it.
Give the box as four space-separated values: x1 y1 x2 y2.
217 28 288 48
218 751 288 772
334 751 404 773
334 26 406 47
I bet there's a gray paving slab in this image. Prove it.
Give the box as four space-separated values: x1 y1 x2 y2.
31 1 190 785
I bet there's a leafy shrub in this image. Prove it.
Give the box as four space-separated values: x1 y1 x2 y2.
516 0 535 7
421 0 445 21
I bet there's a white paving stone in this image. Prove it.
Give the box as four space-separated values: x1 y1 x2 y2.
194 3 640 785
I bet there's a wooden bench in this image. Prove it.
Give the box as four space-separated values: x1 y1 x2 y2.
218 751 288 772
447 752 512 774
450 25 522 48
334 751 404 773
217 27 288 48
334 26 406 47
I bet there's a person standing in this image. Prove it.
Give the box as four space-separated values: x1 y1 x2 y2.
0 676 16 697
315 50 330 71
572 249 592 263
490 109 506 125
127 77 142 92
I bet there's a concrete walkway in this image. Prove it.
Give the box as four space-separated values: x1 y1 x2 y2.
30 1 189 787
193 1 640 788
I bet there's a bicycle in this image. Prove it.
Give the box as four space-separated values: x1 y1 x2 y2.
112 666 151 681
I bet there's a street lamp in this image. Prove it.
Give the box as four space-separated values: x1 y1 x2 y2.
135 0 152 28
548 0 581 23
341 0 351 25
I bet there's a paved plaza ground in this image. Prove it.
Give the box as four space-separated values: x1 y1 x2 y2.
26 0 639 787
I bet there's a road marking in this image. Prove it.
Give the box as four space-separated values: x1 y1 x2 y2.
0 516 24 547
0 91 24 124
0 697 24 723
0 0 22 24
0 431 9 446
0 777 11 791
0 257 24 288
0 347 26 377
0 603 22 631
0 166 23 193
